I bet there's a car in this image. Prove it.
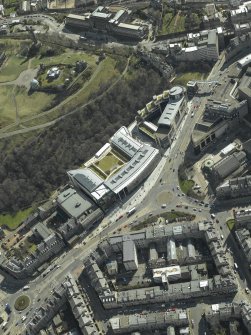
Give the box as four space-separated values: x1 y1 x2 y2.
191 112 194 117
199 209 202 212
220 235 224 240
245 288 249 294
193 208 197 211
177 186 180 190
116 215 123 222
161 204 167 209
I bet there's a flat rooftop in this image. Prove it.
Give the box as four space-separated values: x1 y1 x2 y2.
57 187 95 219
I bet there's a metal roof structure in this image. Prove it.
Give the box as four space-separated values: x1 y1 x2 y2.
110 126 142 159
158 95 185 127
105 144 159 194
68 168 104 193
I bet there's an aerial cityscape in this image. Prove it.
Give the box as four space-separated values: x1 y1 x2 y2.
0 0 251 334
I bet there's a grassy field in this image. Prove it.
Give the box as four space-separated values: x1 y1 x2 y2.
179 179 195 194
14 295 30 311
31 50 98 68
0 85 55 127
96 152 124 175
20 56 120 127
71 56 118 107
0 55 28 82
226 219 236 231
0 207 33 230
159 12 186 35
173 72 208 86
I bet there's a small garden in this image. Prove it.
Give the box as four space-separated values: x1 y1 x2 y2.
226 219 236 231
178 164 204 200
14 295 30 311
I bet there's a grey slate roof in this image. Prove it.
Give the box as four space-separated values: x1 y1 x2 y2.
213 151 246 179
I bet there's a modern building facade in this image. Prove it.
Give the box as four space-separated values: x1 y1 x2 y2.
137 86 188 149
68 126 160 206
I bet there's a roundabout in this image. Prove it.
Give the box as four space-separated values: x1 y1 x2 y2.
14 295 30 311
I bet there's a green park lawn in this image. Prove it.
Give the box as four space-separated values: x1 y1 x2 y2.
14 295 30 311
0 207 33 230
0 85 55 127
31 50 98 68
0 55 28 82
96 152 124 174
159 12 186 35
179 179 195 194
226 219 236 231
49 56 119 116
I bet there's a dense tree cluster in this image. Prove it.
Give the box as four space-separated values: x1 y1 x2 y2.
0 67 166 213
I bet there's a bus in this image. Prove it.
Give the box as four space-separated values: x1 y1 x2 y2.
127 207 136 217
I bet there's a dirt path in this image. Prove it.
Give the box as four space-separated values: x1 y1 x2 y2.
173 10 181 31
0 67 38 89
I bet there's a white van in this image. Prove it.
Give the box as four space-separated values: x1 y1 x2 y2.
127 207 136 217
2 321 7 329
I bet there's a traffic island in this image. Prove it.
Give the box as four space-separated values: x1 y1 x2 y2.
226 219 236 231
14 295 30 311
